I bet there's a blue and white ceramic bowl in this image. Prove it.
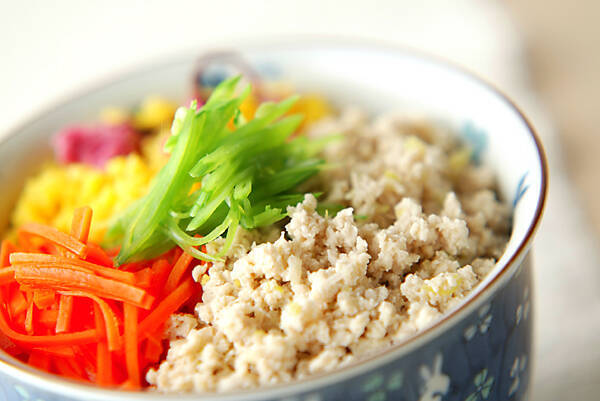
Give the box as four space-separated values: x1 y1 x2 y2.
0 41 547 401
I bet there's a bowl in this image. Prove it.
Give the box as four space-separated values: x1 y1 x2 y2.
0 40 547 401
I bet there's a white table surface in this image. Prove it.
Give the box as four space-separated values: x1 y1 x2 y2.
1 1 599 400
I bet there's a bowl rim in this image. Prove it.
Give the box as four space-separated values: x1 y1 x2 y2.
0 37 548 400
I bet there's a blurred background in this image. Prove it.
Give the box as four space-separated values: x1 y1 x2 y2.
1 1 598 400
507 0 600 231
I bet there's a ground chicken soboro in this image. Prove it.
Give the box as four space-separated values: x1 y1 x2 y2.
146 108 511 392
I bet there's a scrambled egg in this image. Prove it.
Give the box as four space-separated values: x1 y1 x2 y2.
11 154 157 244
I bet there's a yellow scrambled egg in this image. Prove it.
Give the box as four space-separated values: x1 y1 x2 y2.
11 154 158 244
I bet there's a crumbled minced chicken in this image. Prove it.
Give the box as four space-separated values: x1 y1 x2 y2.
146 109 511 392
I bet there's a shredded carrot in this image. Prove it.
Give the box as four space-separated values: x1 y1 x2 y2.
28 351 51 371
0 331 20 356
171 247 183 265
14 266 154 309
9 289 28 319
71 207 93 244
123 303 140 388
120 379 138 391
52 206 94 335
143 333 164 364
96 341 112 386
119 260 146 272
60 291 121 351
10 253 136 284
33 289 56 309
25 300 35 334
53 357 85 381
92 303 106 338
18 285 36 293
66 355 86 379
0 306 101 346
1 240 16 267
164 251 194 294
55 295 74 333
85 243 113 267
93 303 113 386
0 209 205 389
134 268 152 288
139 278 195 336
148 258 171 297
38 309 59 327
19 223 88 257
78 345 98 381
32 346 76 358
16 231 35 253
0 267 15 286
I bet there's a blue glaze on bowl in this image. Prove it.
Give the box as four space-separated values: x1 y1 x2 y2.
0 41 547 401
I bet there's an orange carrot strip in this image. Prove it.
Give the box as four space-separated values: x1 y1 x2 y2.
71 206 93 243
55 295 73 333
85 243 113 267
14 266 154 309
0 306 101 346
61 291 121 351
143 333 163 364
16 231 36 253
1 240 15 267
52 357 75 378
9 290 28 318
92 303 106 338
66 205 93 347
0 240 18 302
19 223 87 258
12 313 26 330
0 329 20 356
67 356 86 379
0 267 15 286
104 299 124 325
164 251 194 294
76 345 97 382
148 259 171 297
171 247 183 265
96 341 112 386
28 350 51 371
31 346 76 358
119 260 146 272
10 253 136 284
123 303 140 388
121 379 138 391
24 300 34 334
53 357 86 381
61 206 92 265
38 309 59 326
93 303 113 386
138 278 194 337
33 289 55 309
134 268 152 288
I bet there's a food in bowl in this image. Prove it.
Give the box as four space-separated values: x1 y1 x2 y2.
0 73 510 393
